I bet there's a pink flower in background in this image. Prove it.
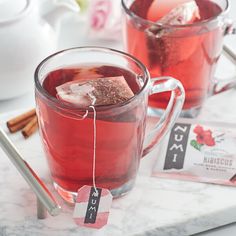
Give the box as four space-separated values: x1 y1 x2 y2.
88 0 122 41
90 0 112 30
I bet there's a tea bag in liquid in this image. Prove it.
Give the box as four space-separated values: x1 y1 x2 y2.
56 76 134 107
146 1 201 70
147 0 196 22
158 1 200 25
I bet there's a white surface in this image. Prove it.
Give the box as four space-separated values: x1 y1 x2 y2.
0 0 236 235
1 107 236 236
0 0 26 20
0 0 60 99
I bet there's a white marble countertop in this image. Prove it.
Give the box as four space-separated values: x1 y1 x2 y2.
0 1 236 235
1 103 236 236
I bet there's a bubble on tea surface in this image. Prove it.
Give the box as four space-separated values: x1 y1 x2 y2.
56 76 134 107
146 1 201 70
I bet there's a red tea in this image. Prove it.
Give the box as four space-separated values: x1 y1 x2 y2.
36 65 147 200
124 0 223 110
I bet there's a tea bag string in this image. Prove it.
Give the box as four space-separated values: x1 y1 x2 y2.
80 110 89 120
89 105 98 194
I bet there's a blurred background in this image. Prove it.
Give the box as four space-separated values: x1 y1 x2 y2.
0 0 235 113
58 0 236 50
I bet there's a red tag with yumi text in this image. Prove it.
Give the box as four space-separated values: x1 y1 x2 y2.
73 186 113 229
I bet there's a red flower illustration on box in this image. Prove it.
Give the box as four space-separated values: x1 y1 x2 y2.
191 125 216 151
194 125 216 146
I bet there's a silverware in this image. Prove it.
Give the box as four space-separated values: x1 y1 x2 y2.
0 127 61 218
223 44 236 65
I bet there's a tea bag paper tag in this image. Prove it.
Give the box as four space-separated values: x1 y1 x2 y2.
73 185 113 229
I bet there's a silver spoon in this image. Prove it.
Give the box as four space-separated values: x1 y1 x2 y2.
0 127 61 219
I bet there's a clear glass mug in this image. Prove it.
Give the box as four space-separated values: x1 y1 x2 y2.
122 0 236 118
35 47 184 203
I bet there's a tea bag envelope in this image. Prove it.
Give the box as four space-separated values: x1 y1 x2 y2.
146 1 200 70
56 76 134 107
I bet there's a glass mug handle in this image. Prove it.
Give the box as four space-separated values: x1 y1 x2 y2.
142 77 185 157
211 20 236 95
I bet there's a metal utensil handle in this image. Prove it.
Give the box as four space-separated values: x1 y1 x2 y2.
223 44 236 65
211 20 236 94
211 44 236 95
0 127 61 217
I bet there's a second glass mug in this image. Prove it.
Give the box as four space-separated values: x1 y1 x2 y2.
35 47 184 203
122 0 236 118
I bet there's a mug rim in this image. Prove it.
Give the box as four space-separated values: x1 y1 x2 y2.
121 0 230 29
34 46 150 112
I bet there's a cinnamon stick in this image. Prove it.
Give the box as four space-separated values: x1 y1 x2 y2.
7 116 35 133
7 109 36 130
21 116 38 139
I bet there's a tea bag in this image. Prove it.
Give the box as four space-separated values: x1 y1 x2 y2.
56 76 134 107
147 0 195 22
146 1 200 70
57 77 120 229
158 1 200 25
